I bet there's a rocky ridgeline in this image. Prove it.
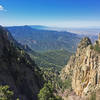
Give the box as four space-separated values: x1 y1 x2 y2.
61 34 100 96
0 26 43 100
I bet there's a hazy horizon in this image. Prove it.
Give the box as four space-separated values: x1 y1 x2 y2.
0 0 100 28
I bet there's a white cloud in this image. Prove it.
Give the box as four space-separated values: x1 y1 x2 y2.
0 5 4 11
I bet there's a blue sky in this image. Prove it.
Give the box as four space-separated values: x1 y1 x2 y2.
0 0 100 27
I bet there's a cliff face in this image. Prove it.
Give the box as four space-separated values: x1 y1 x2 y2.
0 26 43 100
61 34 100 96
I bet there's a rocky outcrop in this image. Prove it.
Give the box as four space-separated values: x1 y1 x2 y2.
61 34 100 96
98 33 100 45
0 26 43 100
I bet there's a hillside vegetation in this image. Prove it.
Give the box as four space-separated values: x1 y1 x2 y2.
29 49 72 71
7 26 80 52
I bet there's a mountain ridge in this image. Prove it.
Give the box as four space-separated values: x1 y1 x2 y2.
0 26 43 100
7 25 81 52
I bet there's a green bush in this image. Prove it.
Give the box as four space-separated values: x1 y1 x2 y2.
90 92 96 100
57 77 72 92
0 85 14 100
91 43 100 53
38 82 63 100
94 44 100 53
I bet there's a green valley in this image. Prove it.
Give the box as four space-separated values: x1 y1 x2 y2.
29 49 72 71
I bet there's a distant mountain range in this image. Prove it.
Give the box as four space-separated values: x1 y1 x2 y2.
30 25 49 30
30 25 100 43
66 27 100 43
7 25 81 52
29 25 100 35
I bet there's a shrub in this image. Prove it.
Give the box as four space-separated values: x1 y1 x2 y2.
38 82 63 100
0 85 14 100
94 44 100 53
90 92 96 100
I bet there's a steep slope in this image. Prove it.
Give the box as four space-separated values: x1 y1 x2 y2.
17 43 72 71
0 26 43 100
61 34 100 97
7 26 81 52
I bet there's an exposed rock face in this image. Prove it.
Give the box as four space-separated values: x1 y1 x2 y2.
98 33 100 44
61 34 100 96
0 26 43 100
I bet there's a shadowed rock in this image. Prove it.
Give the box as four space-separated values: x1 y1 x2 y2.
0 26 43 100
